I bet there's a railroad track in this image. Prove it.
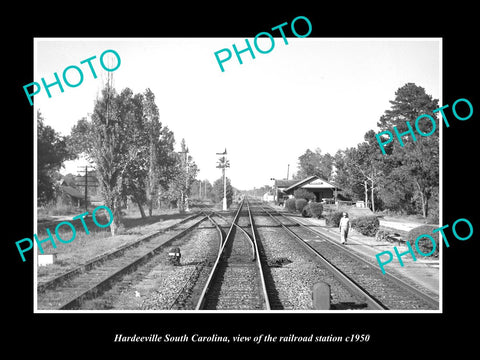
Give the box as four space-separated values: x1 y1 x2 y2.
37 198 438 311
257 203 439 310
195 199 270 310
242 200 380 310
37 213 212 310
196 197 386 310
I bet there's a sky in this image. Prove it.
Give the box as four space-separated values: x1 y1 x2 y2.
34 38 441 190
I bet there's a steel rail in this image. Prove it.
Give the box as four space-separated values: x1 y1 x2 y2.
37 212 203 294
168 212 225 310
194 199 270 310
194 199 246 310
263 204 439 309
256 204 386 310
245 198 271 310
56 215 209 310
203 212 226 248
209 210 256 261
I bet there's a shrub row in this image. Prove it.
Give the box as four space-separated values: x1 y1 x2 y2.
325 212 380 236
350 216 380 236
325 211 343 227
285 197 324 219
326 212 438 255
302 202 323 218
295 198 308 212
285 198 296 212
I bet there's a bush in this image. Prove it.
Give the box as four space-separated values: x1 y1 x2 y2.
350 216 380 236
427 212 439 225
295 198 308 212
325 211 344 227
405 225 439 258
293 188 315 202
285 198 296 212
302 202 323 218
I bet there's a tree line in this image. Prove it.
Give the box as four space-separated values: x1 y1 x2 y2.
190 177 235 207
292 83 439 222
38 78 205 235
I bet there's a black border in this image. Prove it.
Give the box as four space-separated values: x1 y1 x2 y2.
6 4 478 354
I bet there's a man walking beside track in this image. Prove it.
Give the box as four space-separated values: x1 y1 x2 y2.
339 212 350 245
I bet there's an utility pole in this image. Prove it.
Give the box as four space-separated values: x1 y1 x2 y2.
216 148 230 211
84 165 88 212
185 148 190 212
270 177 276 204
77 165 96 213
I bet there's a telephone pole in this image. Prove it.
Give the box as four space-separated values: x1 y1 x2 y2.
178 148 190 212
76 165 96 212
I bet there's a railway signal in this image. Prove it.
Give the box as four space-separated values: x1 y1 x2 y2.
216 149 230 211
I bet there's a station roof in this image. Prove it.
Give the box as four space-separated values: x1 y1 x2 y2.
283 175 339 193
274 179 298 188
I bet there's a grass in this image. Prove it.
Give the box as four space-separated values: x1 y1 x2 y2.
38 203 81 218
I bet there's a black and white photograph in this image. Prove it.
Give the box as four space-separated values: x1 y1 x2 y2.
33 37 441 313
6 6 478 354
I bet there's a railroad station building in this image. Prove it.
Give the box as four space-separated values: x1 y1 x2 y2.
274 175 338 204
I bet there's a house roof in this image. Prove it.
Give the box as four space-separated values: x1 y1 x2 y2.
284 175 339 193
61 186 84 199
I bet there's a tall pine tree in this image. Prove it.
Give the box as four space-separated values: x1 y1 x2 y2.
377 83 439 218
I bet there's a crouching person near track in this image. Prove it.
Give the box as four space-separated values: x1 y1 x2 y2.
339 212 351 245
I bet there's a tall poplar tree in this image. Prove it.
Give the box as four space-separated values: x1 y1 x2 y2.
86 77 148 235
143 88 161 217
